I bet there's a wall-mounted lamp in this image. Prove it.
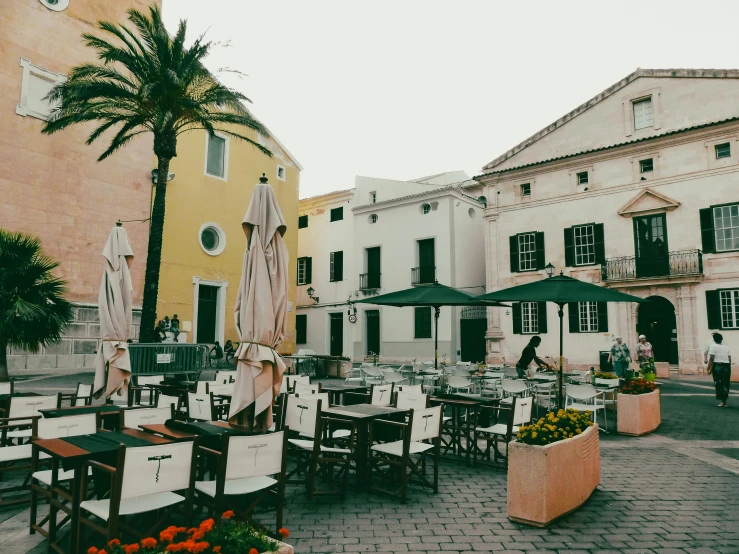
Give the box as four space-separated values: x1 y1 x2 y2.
152 169 175 184
545 262 555 278
306 287 319 304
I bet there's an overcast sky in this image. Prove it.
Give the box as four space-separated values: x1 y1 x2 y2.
162 0 739 199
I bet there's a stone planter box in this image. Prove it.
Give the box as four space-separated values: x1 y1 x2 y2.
654 362 670 379
270 540 294 554
617 389 661 436
507 424 600 527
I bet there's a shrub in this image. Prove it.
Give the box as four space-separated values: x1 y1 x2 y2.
619 378 657 395
639 357 656 375
594 372 617 380
516 409 594 446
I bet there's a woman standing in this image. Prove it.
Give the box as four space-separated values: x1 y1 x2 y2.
636 335 654 362
707 332 732 407
608 337 631 378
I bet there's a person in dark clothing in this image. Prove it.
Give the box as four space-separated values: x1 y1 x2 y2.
210 341 224 362
516 336 551 377
171 314 180 342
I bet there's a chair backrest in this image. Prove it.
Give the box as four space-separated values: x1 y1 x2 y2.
409 405 443 442
361 362 375 367
196 381 215 394
214 371 236 384
9 395 57 419
381 370 404 383
447 376 471 388
501 379 528 395
396 392 428 410
396 384 423 394
295 392 330 406
135 375 164 387
122 406 174 429
370 384 393 406
36 413 98 438
287 375 311 386
566 384 598 401
456 361 471 368
294 382 320 396
157 393 180 410
284 395 321 438
120 441 195 500
225 431 285 480
75 383 93 402
363 367 383 378
207 383 234 396
187 392 213 421
512 397 533 426
504 367 519 378
0 381 12 395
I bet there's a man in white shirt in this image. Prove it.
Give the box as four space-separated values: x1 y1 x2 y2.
707 332 732 407
703 330 718 365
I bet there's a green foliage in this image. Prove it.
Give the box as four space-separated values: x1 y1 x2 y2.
0 229 73 350
639 357 656 375
594 372 617 379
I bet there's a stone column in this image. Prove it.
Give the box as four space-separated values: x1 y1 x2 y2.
677 284 702 374
483 186 505 364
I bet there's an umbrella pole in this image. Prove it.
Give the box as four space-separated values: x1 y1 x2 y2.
558 302 564 410
434 306 440 370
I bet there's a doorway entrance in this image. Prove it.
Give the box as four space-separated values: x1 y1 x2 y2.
197 285 218 344
366 310 380 356
633 214 669 278
329 312 344 357
637 296 678 364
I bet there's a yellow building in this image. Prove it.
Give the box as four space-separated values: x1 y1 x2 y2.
157 127 301 354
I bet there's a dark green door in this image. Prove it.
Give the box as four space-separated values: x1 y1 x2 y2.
633 214 669 278
460 318 487 363
418 239 435 284
197 285 218 343
329 312 343 356
366 310 380 356
637 296 678 364
367 247 381 289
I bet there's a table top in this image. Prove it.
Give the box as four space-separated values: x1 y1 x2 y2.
323 404 408 420
40 404 122 417
320 384 369 392
34 428 171 461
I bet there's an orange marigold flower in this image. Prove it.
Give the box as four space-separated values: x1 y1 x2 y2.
198 519 214 533
191 531 205 541
160 532 175 543
99 551 107 554
109 540 121 547
125 545 140 554
141 538 157 549
192 542 209 554
278 528 290 538
221 510 235 520
249 549 259 554
88 548 99 554
213 548 221 553
165 545 178 553
176 527 187 534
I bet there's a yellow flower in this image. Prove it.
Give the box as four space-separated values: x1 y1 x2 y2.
531 432 537 438
576 428 582 434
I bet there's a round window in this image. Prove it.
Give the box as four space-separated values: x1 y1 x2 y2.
39 0 69 11
369 214 378 224
420 204 431 215
468 208 476 219
199 223 226 256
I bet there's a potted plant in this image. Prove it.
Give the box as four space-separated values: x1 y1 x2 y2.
507 409 600 527
87 513 294 554
639 358 657 382
594 372 620 388
617 378 660 436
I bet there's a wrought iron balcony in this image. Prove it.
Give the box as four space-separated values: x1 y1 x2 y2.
411 266 436 285
359 272 381 290
602 249 703 281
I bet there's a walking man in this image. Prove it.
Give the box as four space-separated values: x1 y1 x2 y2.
707 332 731 408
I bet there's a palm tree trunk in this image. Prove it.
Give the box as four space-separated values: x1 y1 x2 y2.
139 157 170 343
0 343 9 383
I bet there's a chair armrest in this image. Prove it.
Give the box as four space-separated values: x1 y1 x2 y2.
370 418 407 429
198 445 222 457
85 460 117 474
0 415 41 423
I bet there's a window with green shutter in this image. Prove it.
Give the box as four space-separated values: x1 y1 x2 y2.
330 251 343 282
296 314 307 344
414 307 432 338
298 215 308 229
330 207 343 222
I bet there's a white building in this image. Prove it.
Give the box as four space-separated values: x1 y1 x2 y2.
479 68 739 375
296 171 487 364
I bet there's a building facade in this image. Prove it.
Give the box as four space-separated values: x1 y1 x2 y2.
296 172 487 364
155 126 301 353
479 68 739 375
2 0 158 370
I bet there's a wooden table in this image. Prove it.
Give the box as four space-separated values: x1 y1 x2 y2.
33 429 171 554
40 404 123 429
322 404 408 489
140 421 252 441
429 396 481 465
319 385 369 406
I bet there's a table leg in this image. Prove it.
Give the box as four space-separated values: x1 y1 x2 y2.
355 423 368 492
69 463 83 554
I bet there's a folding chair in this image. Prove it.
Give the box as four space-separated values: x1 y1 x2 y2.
0 414 42 507
186 392 217 421
344 383 393 406
395 384 423 395
131 375 165 406
293 382 321 396
3 395 58 443
78 440 199 544
57 382 93 407
195 431 288 530
395 392 429 411
474 397 533 466
368 405 443 503
155 391 181 411
206 382 235 396
120 406 176 430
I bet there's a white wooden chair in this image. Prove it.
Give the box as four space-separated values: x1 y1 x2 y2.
206 382 235 396
120 406 175 430
196 380 216 394
186 392 216 421
132 375 164 406
395 392 429 411
57 382 94 407
213 371 236 384
294 382 321 396
370 384 394 406
4 395 57 441
195 431 288 530
395 384 423 395
156 392 181 411
78 441 198 543
474 396 533 465
565 384 608 431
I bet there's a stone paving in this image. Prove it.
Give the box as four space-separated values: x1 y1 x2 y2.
2 372 739 553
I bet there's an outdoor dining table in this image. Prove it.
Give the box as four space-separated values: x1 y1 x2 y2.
33 428 172 554
318 384 369 406
40 403 124 429
321 403 408 490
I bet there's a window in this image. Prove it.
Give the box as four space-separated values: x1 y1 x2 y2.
639 158 653 173
16 58 65 120
522 302 539 334
330 207 343 222
206 134 227 178
577 172 589 185
714 204 739 252
330 251 343 282
568 302 607 333
276 165 286 181
633 97 653 130
715 142 732 159
521 183 531 197
573 224 595 266
421 204 431 214
296 314 307 344
518 233 537 271
297 257 312 285
370 191 377 203
720 290 739 329
578 302 599 332
564 223 604 267
198 223 226 256
369 214 378 224
298 215 308 229
414 307 432 339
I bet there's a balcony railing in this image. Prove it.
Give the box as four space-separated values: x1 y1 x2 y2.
411 266 436 285
359 272 381 290
602 249 703 281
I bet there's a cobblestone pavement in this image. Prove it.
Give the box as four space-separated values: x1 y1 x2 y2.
3 374 739 553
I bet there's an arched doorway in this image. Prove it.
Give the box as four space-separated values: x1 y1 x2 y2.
460 306 487 363
637 296 678 364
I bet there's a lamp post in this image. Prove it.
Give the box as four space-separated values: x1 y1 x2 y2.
545 262 555 278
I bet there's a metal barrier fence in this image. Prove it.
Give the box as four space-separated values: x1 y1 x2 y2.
129 343 210 375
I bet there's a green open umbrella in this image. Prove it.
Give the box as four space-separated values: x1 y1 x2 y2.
476 273 646 408
355 281 508 369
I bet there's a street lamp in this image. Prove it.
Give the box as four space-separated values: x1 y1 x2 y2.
545 263 555 278
306 287 314 297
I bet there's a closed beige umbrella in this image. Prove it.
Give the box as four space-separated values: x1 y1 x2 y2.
229 176 289 430
93 223 134 399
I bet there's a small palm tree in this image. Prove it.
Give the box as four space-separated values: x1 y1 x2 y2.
42 5 271 342
0 230 73 382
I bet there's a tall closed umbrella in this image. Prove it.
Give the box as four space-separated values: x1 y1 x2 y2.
93 222 134 399
476 272 646 408
229 175 289 431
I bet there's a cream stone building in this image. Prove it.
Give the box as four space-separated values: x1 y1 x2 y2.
479 68 739 375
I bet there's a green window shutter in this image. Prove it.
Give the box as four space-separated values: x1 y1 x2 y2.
597 302 608 332
537 301 548 334
512 303 522 334
305 257 312 285
414 307 432 338
298 215 308 229
593 223 606 265
568 302 580 333
700 208 716 254
330 251 343 282
706 290 722 329
535 232 546 270
509 236 519 273
564 227 574 267
296 315 307 344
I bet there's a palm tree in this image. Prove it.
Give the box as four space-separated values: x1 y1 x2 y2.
0 230 73 382
42 5 271 342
